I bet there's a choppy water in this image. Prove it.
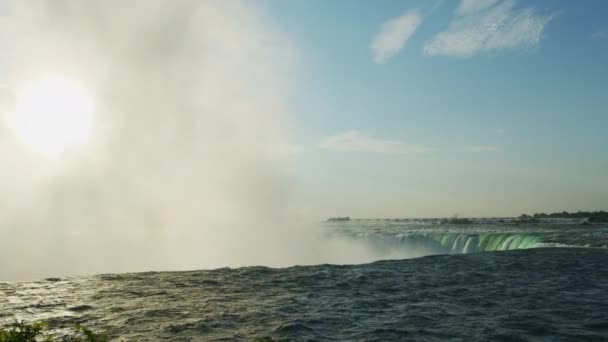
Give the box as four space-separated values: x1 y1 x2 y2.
2 221 608 341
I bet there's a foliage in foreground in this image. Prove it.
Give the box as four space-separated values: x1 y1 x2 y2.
0 321 107 342
2 321 287 341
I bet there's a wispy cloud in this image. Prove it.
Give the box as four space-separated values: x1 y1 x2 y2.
592 29 608 40
457 0 499 16
370 9 423 64
320 130 435 154
468 145 498 152
424 0 555 58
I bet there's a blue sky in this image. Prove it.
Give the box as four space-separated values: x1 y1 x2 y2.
256 0 608 217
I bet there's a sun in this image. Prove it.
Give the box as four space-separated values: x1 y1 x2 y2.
7 76 96 158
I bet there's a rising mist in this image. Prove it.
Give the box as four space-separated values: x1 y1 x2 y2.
0 0 381 280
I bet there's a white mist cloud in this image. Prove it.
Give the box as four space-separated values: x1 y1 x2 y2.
424 0 554 58
370 9 423 64
0 0 358 280
320 130 435 154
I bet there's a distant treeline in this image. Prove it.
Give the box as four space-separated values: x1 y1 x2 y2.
325 211 608 223
520 211 608 222
326 217 351 222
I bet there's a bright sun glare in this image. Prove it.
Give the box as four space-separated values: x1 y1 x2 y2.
7 76 96 158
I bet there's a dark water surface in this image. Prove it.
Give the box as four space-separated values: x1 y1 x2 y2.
2 248 608 341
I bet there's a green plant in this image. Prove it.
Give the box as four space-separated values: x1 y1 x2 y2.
0 321 50 342
0 321 108 342
70 324 108 342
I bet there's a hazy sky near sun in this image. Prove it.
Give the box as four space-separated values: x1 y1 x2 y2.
0 0 607 222
253 0 608 218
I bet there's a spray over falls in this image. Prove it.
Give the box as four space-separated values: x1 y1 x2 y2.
0 0 306 280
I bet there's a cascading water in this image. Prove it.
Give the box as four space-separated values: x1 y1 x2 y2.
431 233 540 253
341 231 541 258
326 218 608 262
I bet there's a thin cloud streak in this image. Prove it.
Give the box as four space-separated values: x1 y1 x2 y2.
457 0 499 16
592 29 608 40
370 9 423 64
468 145 499 152
320 130 436 154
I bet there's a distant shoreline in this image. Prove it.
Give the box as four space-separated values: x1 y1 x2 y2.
326 211 608 223
519 210 608 220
